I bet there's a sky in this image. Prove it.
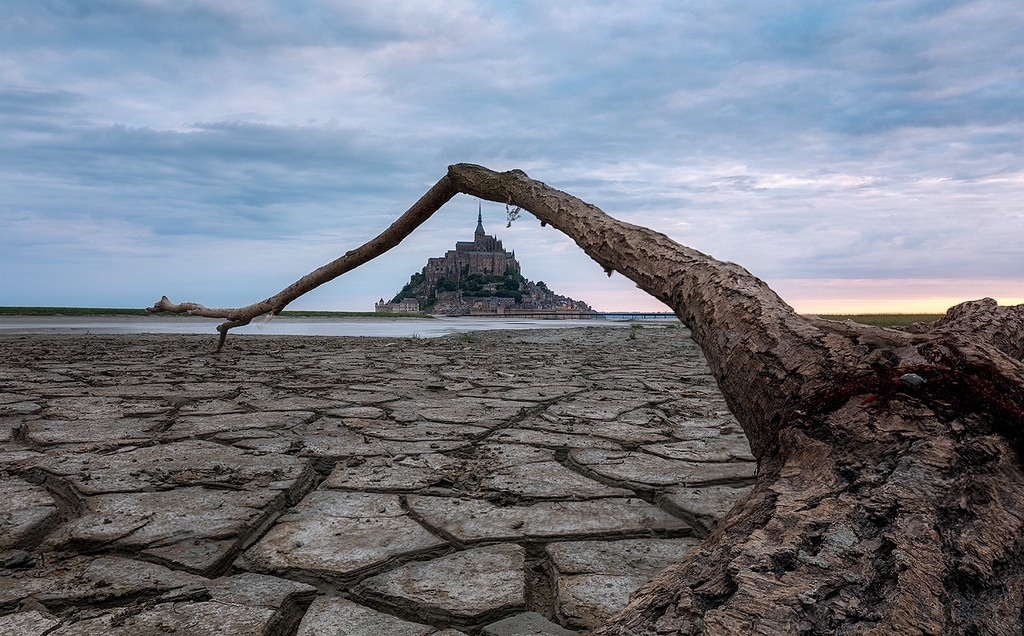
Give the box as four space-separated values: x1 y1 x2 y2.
1 1 1022 314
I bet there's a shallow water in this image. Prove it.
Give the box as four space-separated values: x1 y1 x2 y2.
0 315 650 338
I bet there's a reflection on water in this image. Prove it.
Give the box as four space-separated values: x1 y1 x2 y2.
0 316 645 338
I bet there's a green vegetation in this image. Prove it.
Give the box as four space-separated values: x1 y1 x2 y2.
433 271 527 303
0 307 433 319
389 259 579 311
1 307 942 328
0 307 151 316
815 314 944 327
391 269 426 304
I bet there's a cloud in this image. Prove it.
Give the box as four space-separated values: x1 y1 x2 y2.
0 1 1022 312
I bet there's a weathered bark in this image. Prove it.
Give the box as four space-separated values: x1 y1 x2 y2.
151 164 1024 633
595 305 1024 635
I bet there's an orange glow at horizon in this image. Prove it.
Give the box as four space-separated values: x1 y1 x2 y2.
578 278 1024 315
772 278 1024 315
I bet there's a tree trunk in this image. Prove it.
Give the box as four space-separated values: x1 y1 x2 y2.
594 301 1024 635
151 164 1024 633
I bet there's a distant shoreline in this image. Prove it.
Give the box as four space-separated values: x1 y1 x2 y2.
0 307 432 319
0 307 945 328
813 313 943 327
0 314 630 338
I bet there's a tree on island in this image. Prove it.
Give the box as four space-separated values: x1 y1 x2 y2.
149 164 1024 634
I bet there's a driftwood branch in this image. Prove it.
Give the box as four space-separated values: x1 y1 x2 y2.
148 175 459 350
150 163 1024 633
150 164 818 445
150 163 1024 455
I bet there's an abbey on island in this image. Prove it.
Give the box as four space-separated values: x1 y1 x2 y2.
376 209 593 317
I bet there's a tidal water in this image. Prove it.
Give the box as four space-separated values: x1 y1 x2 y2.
0 315 654 338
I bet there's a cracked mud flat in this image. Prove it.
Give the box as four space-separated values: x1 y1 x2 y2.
0 325 755 634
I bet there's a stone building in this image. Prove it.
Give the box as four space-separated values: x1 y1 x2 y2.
379 208 592 317
374 297 420 313
422 210 521 290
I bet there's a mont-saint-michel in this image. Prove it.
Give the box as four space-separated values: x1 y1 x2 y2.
376 209 593 317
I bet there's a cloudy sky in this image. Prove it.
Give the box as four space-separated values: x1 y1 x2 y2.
2 1 1021 314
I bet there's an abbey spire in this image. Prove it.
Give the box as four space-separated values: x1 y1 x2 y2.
474 201 485 239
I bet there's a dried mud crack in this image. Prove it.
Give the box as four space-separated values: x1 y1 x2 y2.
1 325 755 634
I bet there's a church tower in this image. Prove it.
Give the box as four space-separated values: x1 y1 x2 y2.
474 202 486 241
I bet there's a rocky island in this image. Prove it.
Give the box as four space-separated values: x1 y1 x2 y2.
376 208 592 317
